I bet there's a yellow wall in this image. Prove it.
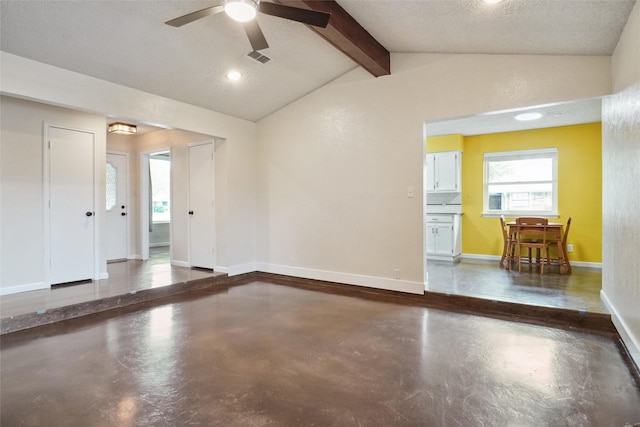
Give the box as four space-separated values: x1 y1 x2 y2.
426 134 464 152
458 123 602 263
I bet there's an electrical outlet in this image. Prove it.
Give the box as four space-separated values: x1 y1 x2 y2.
567 244 573 253
394 268 400 279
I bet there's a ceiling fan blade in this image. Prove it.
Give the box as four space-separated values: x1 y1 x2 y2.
243 20 269 51
258 3 330 28
165 5 224 27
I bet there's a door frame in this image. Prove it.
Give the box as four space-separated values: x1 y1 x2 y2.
140 147 172 261
43 123 100 286
106 151 131 260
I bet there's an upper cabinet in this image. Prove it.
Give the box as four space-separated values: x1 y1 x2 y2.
426 151 461 193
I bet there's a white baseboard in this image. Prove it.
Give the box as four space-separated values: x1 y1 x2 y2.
129 254 142 260
256 263 424 295
97 272 109 280
0 281 48 296
214 266 229 274
601 290 640 371
171 260 190 268
460 253 602 269
227 263 258 276
150 242 170 248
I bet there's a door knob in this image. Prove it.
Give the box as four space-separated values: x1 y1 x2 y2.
85 211 93 217
121 212 126 216
188 211 194 215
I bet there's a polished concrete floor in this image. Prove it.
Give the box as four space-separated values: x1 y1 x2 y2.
427 259 606 314
0 247 216 319
1 281 639 426
1 249 605 322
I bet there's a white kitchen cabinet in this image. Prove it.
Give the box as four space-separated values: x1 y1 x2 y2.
426 151 461 193
426 214 462 262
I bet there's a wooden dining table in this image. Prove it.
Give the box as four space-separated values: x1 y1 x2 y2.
501 221 571 274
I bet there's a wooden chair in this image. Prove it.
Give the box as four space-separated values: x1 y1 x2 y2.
548 217 572 273
499 215 514 269
515 217 551 274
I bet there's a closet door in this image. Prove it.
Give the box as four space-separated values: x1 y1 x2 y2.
48 126 95 284
188 142 215 269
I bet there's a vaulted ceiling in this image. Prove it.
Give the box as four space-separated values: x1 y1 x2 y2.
0 0 636 125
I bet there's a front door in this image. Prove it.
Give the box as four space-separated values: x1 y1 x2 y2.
48 126 95 284
106 152 128 261
188 142 215 269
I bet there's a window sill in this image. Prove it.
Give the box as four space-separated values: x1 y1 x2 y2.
482 211 558 219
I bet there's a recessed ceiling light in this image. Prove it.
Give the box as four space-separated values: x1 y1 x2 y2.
226 70 242 81
483 0 505 3
515 112 543 121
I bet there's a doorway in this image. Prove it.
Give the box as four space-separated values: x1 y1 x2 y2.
422 97 604 313
141 149 172 262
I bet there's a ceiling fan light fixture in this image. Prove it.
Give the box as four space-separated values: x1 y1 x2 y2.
224 0 259 22
108 122 137 135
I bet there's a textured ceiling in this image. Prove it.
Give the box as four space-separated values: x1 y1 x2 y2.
0 0 636 124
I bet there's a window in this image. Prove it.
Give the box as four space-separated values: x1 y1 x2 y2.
483 148 557 216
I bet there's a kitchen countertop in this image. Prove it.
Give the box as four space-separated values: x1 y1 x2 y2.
426 205 463 214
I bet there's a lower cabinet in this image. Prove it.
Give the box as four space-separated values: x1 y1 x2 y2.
426 214 462 262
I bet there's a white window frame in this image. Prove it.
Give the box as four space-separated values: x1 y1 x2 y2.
483 148 558 217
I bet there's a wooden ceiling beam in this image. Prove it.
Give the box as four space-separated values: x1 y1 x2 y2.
274 0 390 77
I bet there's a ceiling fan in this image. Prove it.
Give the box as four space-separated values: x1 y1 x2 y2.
165 0 331 52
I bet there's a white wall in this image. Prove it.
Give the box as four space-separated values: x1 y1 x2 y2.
1 51 258 284
0 96 107 293
256 54 611 294
602 1 640 369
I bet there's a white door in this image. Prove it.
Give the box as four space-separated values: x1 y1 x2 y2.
48 126 95 284
188 143 215 269
106 153 128 260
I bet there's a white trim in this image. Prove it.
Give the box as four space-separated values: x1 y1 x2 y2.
171 260 190 268
483 147 558 217
98 272 109 280
227 263 257 276
601 290 640 371
484 147 558 160
257 263 424 295
214 266 229 274
0 282 48 296
459 253 602 269
149 242 170 248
